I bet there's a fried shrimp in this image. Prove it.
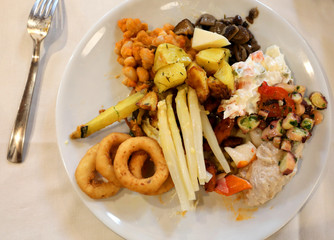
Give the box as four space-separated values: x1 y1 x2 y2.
75 144 120 199
96 132 131 187
129 151 174 195
114 137 169 194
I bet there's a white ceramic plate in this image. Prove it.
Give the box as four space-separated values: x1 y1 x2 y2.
56 0 333 239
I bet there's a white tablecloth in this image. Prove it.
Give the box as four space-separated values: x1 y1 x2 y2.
1 0 333 239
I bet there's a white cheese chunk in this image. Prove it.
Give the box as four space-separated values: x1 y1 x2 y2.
191 28 230 51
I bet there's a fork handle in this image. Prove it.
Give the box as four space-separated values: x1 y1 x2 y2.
7 39 41 163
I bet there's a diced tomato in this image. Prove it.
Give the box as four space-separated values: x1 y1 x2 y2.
258 81 295 118
215 174 252 196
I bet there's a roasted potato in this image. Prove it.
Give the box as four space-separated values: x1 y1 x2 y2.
153 43 192 72
214 60 234 91
154 62 187 92
136 91 158 111
207 76 230 99
195 48 227 74
186 63 209 103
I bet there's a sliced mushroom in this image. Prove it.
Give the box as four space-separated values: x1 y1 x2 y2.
232 15 243 25
232 44 247 62
197 14 217 26
174 18 195 36
209 21 226 35
223 24 239 40
249 37 261 52
221 17 235 25
231 26 250 44
246 7 259 24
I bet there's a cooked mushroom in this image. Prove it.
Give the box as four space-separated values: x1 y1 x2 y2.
249 36 261 52
231 26 250 44
196 14 217 27
246 7 259 24
192 10 260 65
174 18 195 36
232 44 248 62
223 25 239 40
221 17 235 25
232 15 243 25
209 21 226 35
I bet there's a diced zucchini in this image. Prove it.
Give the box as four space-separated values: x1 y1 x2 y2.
286 127 310 142
237 115 260 133
300 118 314 131
279 152 296 175
282 112 301 130
309 91 328 110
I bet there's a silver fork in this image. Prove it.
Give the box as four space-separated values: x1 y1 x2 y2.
7 0 59 163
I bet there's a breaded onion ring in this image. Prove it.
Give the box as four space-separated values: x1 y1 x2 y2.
96 132 131 187
129 151 174 195
75 144 120 199
114 137 169 194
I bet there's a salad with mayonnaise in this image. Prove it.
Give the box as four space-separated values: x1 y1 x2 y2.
221 45 292 119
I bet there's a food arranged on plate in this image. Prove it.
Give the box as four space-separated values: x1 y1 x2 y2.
70 8 328 212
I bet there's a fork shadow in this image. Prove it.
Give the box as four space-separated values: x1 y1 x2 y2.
22 0 68 162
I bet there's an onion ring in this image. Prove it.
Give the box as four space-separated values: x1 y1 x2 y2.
75 144 120 199
96 132 131 187
114 137 169 194
129 151 174 195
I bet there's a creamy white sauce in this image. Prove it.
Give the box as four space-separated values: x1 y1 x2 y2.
238 142 296 207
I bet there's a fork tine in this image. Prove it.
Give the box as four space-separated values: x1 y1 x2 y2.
49 0 59 17
42 0 59 18
29 0 42 18
38 0 48 17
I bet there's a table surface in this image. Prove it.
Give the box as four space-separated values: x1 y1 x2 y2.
1 0 334 239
